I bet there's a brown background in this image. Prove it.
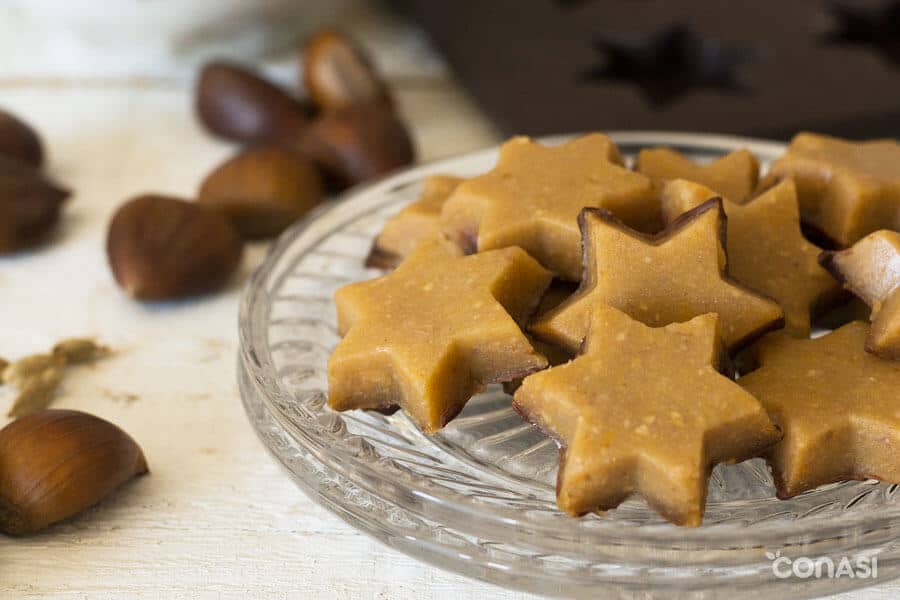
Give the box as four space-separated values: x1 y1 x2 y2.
392 0 900 139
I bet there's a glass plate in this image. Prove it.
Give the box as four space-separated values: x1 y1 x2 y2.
239 132 900 599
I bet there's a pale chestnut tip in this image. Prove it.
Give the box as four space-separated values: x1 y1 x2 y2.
0 409 148 536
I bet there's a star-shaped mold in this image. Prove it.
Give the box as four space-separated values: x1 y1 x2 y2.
328 238 552 434
739 322 900 497
440 134 656 281
582 24 754 107
514 305 780 526
530 198 784 354
820 229 900 358
661 179 842 336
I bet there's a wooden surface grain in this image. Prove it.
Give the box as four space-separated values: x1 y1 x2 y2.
0 3 894 599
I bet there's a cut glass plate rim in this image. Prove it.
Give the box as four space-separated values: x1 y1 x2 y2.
238 131 900 553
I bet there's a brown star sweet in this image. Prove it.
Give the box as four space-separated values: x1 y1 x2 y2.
661 178 842 336
636 147 759 202
739 322 900 497
514 305 780 526
523 279 579 368
328 238 552 433
440 134 657 281
366 174 464 269
530 199 784 354
504 279 578 394
820 229 900 359
763 132 900 246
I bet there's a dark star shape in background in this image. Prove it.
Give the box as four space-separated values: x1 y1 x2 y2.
581 24 754 107
824 1 900 66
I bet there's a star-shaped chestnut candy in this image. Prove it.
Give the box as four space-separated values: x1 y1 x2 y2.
763 132 900 246
531 198 784 354
661 179 842 336
440 134 656 281
821 229 900 359
739 322 900 497
582 24 753 107
636 147 759 202
514 305 780 526
366 174 463 269
328 239 552 434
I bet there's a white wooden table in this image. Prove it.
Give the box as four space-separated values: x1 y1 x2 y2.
0 3 895 599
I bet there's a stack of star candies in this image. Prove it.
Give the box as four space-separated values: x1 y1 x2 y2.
327 132 900 526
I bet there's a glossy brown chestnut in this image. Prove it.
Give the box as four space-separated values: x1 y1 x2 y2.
299 103 415 189
198 145 324 239
302 29 391 111
0 156 70 254
0 409 148 536
106 194 244 300
0 109 44 167
195 61 310 145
